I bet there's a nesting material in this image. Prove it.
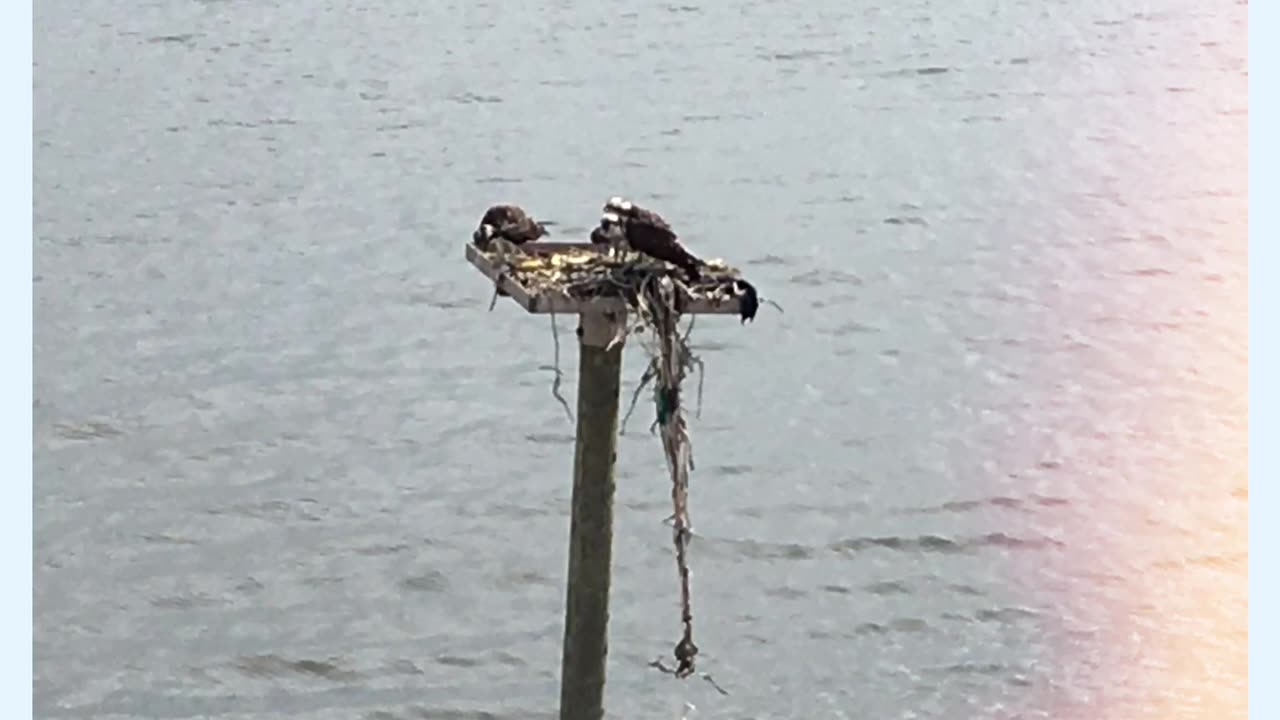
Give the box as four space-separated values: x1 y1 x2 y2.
465 242 758 321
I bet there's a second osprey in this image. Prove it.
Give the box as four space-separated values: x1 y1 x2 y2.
472 204 550 250
595 197 704 281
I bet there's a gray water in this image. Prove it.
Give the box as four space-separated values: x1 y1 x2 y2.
34 1 1248 718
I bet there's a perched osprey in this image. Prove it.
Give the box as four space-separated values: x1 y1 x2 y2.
472 204 549 250
600 197 703 280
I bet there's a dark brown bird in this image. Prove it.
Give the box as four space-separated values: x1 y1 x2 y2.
601 197 703 280
472 204 549 249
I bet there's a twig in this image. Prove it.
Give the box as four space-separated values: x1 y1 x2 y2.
487 238 518 312
620 363 657 435
681 315 697 344
548 311 573 424
763 298 785 314
679 316 705 420
687 353 705 420
606 317 630 352
648 657 729 696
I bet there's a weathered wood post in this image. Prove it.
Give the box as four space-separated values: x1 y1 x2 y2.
465 241 748 719
558 310 625 720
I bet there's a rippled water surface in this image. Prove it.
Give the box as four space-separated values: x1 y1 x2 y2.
34 1 1247 718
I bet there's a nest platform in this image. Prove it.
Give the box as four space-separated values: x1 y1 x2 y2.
465 241 749 316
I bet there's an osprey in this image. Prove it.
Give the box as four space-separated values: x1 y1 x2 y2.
472 204 549 250
600 197 703 280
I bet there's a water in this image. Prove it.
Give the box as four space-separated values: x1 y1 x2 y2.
34 1 1247 718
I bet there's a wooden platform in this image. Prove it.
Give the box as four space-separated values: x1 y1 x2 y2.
465 241 746 316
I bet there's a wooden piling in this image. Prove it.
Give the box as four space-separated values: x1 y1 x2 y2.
557 311 625 720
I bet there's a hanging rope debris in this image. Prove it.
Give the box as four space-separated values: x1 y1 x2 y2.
627 274 702 678
547 310 574 423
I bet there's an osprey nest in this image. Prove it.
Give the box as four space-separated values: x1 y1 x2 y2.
474 241 760 324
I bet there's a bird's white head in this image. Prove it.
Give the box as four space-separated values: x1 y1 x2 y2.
600 211 622 227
